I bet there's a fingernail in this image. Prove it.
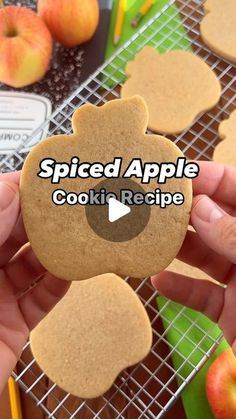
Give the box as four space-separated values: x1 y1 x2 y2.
0 182 18 211
194 195 225 223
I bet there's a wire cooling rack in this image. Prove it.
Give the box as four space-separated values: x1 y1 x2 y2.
1 0 235 417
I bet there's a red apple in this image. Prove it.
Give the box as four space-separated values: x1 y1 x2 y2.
206 348 236 419
37 0 99 48
0 5 53 88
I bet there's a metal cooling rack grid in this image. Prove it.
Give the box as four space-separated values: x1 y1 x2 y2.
1 0 235 417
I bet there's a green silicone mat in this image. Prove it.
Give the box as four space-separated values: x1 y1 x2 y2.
157 297 228 419
105 0 192 86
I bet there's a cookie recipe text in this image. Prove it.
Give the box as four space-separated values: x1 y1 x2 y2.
38 156 199 184
37 156 199 209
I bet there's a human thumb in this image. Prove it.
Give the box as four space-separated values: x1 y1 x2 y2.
0 181 19 247
191 194 236 264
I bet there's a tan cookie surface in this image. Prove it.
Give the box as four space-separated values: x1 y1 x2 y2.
200 0 236 62
168 259 215 282
20 96 192 281
213 110 236 165
121 47 221 134
218 109 236 141
167 227 218 284
167 226 217 283
30 274 152 399
213 140 236 166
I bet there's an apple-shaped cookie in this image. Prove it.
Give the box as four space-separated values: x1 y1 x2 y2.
21 96 192 281
121 47 221 134
218 110 236 142
213 110 236 166
200 0 236 63
30 274 152 399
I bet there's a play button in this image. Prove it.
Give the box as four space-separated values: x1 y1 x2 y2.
109 198 131 223
85 178 150 243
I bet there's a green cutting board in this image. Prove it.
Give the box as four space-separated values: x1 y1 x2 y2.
105 0 192 85
157 297 229 419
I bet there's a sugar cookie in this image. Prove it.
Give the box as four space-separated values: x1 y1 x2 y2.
20 96 193 281
168 259 216 282
213 110 236 165
121 47 221 134
30 274 153 399
200 0 236 62
218 109 236 141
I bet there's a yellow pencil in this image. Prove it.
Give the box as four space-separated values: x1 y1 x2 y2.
8 377 23 419
132 0 155 28
113 0 126 46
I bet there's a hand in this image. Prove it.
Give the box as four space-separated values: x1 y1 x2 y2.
0 171 70 394
152 161 236 354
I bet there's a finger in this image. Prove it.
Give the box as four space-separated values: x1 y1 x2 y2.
0 213 28 267
0 342 18 395
151 271 224 323
0 182 20 247
191 194 236 265
209 200 236 217
5 244 46 293
193 162 236 206
19 274 71 330
178 229 233 283
0 171 21 185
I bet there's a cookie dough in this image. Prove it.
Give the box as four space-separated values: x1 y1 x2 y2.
121 47 221 134
30 274 153 399
200 0 236 62
21 96 192 281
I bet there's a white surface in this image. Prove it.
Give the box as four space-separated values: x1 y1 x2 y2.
108 197 131 223
0 91 51 154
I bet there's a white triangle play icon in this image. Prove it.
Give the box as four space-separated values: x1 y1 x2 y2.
108 198 131 223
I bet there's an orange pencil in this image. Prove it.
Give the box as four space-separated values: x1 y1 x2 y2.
113 0 126 46
132 0 155 28
8 377 23 419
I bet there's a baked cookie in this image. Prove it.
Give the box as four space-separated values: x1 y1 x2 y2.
30 274 153 399
168 259 216 283
213 141 236 166
21 96 192 281
200 0 236 62
213 110 236 165
167 226 217 282
121 47 221 134
218 109 236 141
